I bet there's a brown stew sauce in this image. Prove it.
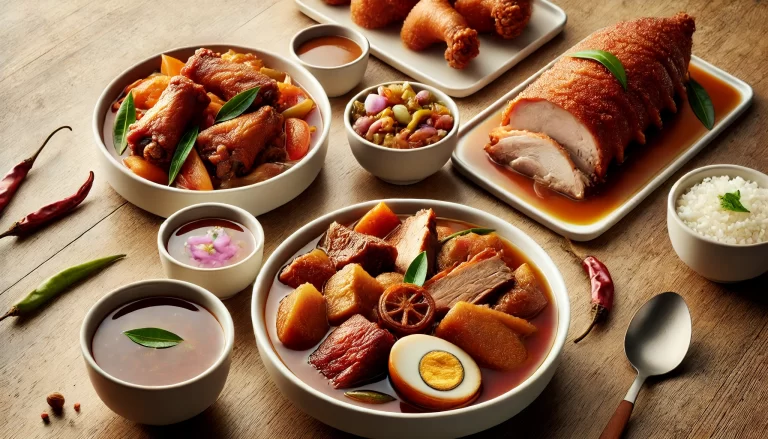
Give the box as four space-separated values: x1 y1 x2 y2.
296 35 363 67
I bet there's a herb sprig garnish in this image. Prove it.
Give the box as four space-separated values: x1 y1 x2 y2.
124 327 183 349
113 92 136 155
719 190 750 213
569 50 627 90
687 77 715 130
403 251 428 286
214 86 260 124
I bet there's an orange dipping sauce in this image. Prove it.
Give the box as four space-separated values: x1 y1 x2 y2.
296 35 362 67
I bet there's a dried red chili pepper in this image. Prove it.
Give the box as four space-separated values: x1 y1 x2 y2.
0 171 94 239
0 126 71 216
564 238 615 343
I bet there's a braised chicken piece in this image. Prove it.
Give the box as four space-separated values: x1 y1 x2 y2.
424 248 514 313
437 231 514 271
196 106 284 180
127 75 210 167
181 48 280 106
494 263 548 319
385 209 438 275
279 249 336 290
454 0 532 39
322 222 398 276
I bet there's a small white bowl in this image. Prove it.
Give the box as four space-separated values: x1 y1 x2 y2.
81 279 235 425
290 24 370 98
667 164 768 282
345 82 460 185
158 202 264 299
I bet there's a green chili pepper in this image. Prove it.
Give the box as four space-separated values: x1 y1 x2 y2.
406 109 432 131
0 254 126 321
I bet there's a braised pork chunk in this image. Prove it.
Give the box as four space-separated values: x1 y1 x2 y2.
323 222 397 276
385 208 438 275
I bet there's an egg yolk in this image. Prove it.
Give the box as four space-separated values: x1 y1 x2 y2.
419 350 464 391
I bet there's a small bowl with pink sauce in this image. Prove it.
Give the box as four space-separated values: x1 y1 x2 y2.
158 202 265 299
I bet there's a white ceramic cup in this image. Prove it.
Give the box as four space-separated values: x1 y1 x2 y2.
290 24 370 98
80 279 235 425
667 164 768 282
158 203 265 299
344 82 460 185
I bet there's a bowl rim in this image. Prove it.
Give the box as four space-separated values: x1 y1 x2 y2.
91 44 332 195
289 23 370 70
668 164 768 248
157 202 266 272
343 81 460 154
251 198 570 420
80 278 235 391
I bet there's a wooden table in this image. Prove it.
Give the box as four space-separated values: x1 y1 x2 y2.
1 0 766 437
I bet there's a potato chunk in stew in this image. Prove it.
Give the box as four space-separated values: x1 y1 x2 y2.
277 283 329 350
323 264 384 326
279 249 336 290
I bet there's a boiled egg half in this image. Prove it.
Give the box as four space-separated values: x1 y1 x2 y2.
388 334 482 411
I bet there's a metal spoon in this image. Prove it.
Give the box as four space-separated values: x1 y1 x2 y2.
599 292 692 439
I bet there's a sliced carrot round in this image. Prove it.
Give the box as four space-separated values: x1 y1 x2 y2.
285 118 311 161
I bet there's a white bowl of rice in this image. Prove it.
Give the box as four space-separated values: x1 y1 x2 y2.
668 164 768 282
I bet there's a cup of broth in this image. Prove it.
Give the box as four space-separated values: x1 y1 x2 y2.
80 279 235 425
158 203 265 299
291 24 370 97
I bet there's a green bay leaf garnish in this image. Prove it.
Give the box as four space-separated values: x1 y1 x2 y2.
168 125 199 186
113 91 136 155
403 251 429 287
440 228 495 244
215 86 260 124
569 50 628 90
344 390 396 404
687 77 715 130
123 327 183 349
719 190 750 213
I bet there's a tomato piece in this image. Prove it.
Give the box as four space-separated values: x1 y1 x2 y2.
160 54 186 77
378 284 436 337
277 82 307 110
123 156 168 185
285 118 311 161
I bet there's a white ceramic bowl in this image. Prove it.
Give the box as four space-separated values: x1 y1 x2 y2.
158 202 265 299
81 279 235 425
344 83 460 185
93 44 331 218
667 164 768 282
251 199 569 438
290 24 370 98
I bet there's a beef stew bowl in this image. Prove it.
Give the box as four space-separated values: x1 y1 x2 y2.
93 44 331 218
251 199 569 438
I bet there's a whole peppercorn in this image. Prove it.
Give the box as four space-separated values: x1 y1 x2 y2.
74 402 81 412
46 392 65 412
41 412 49 423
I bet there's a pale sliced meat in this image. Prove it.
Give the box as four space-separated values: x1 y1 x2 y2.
385 209 438 275
486 128 588 199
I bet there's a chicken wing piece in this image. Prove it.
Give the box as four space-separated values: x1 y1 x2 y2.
196 106 284 180
351 0 418 29
401 0 480 69
181 48 279 106
454 0 532 39
127 75 210 168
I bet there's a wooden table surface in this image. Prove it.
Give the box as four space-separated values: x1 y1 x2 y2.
1 0 766 438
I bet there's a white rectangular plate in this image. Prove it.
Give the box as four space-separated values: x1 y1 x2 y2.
295 0 567 97
451 56 754 241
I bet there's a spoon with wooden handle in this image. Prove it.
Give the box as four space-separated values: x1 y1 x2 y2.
599 292 691 439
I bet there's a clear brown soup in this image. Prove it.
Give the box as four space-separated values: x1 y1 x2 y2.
296 35 362 67
91 297 224 386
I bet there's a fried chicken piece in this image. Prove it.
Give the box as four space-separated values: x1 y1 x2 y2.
196 106 284 180
454 0 532 39
324 0 350 4
126 76 210 167
351 0 418 29
401 0 480 69
181 48 279 106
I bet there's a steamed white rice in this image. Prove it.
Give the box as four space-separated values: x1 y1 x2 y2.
676 175 767 245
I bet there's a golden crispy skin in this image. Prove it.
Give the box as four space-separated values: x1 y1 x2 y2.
196 106 284 180
401 0 480 69
351 0 418 29
501 13 695 178
181 48 279 106
454 0 532 39
127 75 210 168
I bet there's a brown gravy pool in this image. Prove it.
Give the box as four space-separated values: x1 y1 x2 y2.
92 297 224 386
296 35 362 67
264 218 558 413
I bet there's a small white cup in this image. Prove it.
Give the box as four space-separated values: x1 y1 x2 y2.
81 279 235 425
158 202 264 299
290 24 370 98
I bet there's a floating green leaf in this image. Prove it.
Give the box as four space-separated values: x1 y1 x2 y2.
113 92 136 155
124 327 183 349
687 77 715 130
215 86 260 123
569 50 627 90
719 190 750 213
440 228 495 244
167 126 199 186
344 390 396 404
403 251 428 287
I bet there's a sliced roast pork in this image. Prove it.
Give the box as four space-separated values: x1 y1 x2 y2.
485 127 588 199
322 222 397 275
424 248 514 313
385 209 438 275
